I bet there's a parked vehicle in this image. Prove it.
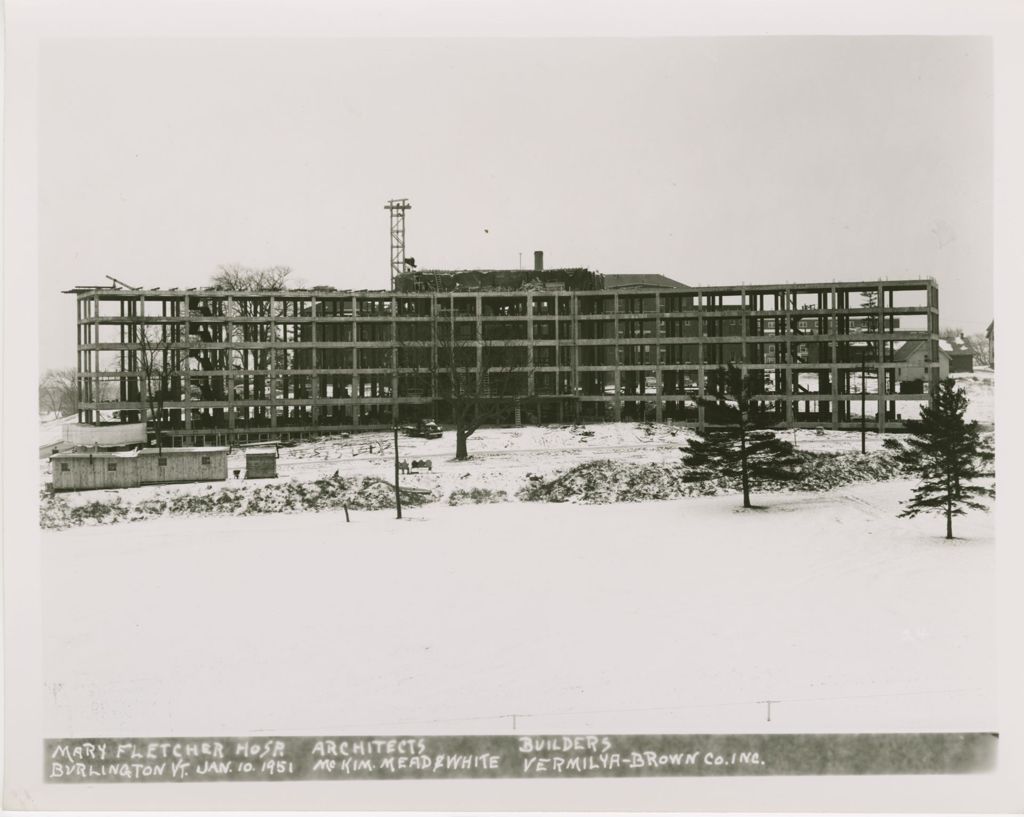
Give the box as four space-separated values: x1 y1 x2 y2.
402 419 443 439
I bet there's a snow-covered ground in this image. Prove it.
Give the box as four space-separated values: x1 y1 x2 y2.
38 421 906 514
42 479 995 738
38 413 76 448
955 367 994 426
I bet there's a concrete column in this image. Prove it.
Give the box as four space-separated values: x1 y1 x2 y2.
553 296 560 402
696 308 705 429
309 298 320 427
651 294 661 421
612 293 622 420
350 371 359 427
780 287 792 425
475 293 483 383
181 296 192 439
830 286 840 427
696 365 706 430
875 361 886 433
390 295 398 425
570 292 581 422
526 294 535 398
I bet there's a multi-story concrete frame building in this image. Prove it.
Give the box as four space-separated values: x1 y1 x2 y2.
69 275 940 447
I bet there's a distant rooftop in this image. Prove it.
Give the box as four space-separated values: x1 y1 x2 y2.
602 273 691 290
392 268 691 293
393 267 602 293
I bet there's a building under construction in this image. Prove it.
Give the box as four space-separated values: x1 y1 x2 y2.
67 249 941 447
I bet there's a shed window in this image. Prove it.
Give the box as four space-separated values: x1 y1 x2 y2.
201 456 211 465
158 456 168 466
107 463 117 472
60 463 70 472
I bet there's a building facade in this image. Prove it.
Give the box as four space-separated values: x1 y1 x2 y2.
69 276 941 446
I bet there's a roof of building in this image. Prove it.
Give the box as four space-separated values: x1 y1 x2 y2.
53 446 228 459
394 267 600 293
66 276 937 297
51 449 143 459
138 446 229 454
893 339 952 363
602 274 691 290
941 336 974 355
411 274 589 280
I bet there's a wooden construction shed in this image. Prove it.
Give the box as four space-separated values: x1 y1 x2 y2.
51 447 228 491
136 447 228 485
245 448 278 479
51 451 140 491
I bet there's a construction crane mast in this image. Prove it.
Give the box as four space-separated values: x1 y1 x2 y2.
384 198 412 290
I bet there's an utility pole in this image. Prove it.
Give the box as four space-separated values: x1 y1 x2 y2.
386 197 410 520
393 424 402 519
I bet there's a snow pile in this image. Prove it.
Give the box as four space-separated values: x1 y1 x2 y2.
40 475 431 531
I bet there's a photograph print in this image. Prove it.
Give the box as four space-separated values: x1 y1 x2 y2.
6 16 1016 813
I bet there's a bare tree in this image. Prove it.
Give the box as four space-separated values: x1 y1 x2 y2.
400 315 532 461
39 368 78 417
135 323 182 454
210 264 292 292
966 332 993 367
189 266 298 426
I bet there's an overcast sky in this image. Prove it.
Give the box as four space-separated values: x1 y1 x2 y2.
38 36 991 370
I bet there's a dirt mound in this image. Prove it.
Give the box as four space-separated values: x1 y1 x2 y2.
517 460 711 504
517 451 902 504
448 487 508 506
794 451 901 491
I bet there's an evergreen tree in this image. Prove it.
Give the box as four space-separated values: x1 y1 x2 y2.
681 363 803 508
883 379 994 539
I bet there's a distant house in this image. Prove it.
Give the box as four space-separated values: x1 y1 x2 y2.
944 336 974 374
893 340 950 393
